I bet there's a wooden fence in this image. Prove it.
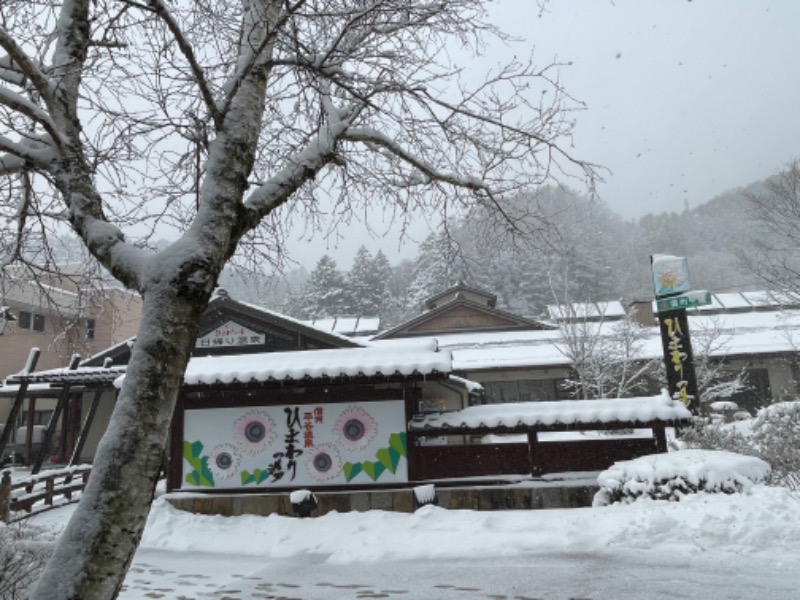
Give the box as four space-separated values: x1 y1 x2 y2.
1 465 91 523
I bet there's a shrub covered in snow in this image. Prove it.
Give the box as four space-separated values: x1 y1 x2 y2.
676 415 752 455
680 401 800 489
593 449 771 506
0 522 56 599
749 401 800 485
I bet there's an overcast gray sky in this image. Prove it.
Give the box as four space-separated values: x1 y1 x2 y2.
286 0 800 269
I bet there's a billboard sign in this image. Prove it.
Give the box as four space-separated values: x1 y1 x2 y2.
182 400 408 489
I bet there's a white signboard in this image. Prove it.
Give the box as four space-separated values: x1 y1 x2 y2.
651 254 691 298
195 321 265 348
182 400 408 489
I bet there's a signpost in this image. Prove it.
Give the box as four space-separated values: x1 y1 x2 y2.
651 255 702 415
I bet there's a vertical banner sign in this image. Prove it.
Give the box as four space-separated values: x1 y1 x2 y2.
652 254 700 415
657 309 699 414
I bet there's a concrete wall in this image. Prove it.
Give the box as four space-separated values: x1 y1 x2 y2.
166 484 599 517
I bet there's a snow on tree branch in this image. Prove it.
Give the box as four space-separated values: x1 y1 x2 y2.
141 0 223 129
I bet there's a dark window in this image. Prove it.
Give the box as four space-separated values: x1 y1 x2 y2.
19 410 54 426
730 368 772 415
483 379 565 403
86 318 96 340
16 310 45 332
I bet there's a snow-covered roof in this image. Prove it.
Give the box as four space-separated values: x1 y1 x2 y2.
303 316 381 336
6 365 126 386
180 338 450 386
210 293 363 347
374 308 800 374
409 392 691 431
547 301 626 322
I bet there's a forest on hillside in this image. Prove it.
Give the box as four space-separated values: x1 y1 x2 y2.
222 167 790 326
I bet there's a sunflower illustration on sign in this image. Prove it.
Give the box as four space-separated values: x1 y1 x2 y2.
208 443 241 481
305 443 343 482
233 410 277 455
333 405 378 452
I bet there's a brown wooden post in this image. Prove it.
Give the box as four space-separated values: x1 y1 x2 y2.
653 423 668 453
69 387 110 466
63 391 81 460
0 470 10 523
31 354 81 474
0 350 40 459
528 430 542 476
0 349 41 463
45 477 55 507
167 389 186 492
25 396 36 465
404 382 420 482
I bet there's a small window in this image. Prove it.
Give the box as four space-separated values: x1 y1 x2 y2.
16 310 45 332
18 310 31 329
86 318 96 340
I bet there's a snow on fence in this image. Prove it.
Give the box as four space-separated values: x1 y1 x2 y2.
1 465 91 523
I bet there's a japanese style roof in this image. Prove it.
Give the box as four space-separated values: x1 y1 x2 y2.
4 365 126 386
375 295 553 340
408 392 691 432
6 340 452 390
180 339 450 386
303 316 381 336
423 282 498 309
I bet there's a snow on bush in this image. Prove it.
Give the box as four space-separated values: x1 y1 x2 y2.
0 522 56 599
749 401 800 485
680 401 800 489
593 449 770 506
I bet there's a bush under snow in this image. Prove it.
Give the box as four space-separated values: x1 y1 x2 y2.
680 400 800 489
0 522 56 599
593 449 771 506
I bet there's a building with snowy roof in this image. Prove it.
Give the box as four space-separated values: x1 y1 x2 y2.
4 282 798 501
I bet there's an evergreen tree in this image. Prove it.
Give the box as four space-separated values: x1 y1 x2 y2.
407 231 463 310
297 255 349 318
347 246 383 315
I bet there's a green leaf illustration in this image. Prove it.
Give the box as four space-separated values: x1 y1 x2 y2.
241 468 270 486
343 433 407 482
375 446 401 474
343 461 363 482
182 440 214 487
362 460 386 481
389 432 407 457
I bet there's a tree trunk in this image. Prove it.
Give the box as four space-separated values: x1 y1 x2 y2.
31 285 208 600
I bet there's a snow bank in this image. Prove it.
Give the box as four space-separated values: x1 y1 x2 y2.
140 484 800 564
594 449 770 506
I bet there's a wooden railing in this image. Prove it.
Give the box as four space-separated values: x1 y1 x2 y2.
1 465 91 523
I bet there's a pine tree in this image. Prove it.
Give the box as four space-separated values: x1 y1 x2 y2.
347 246 382 315
298 255 349 318
407 231 462 310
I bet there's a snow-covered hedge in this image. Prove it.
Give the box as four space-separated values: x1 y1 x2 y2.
0 522 55 599
749 401 800 484
593 449 770 506
680 401 800 489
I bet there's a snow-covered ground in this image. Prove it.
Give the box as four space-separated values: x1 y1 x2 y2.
24 480 800 600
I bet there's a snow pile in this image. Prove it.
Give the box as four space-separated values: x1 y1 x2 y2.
139 484 800 564
594 449 770 506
